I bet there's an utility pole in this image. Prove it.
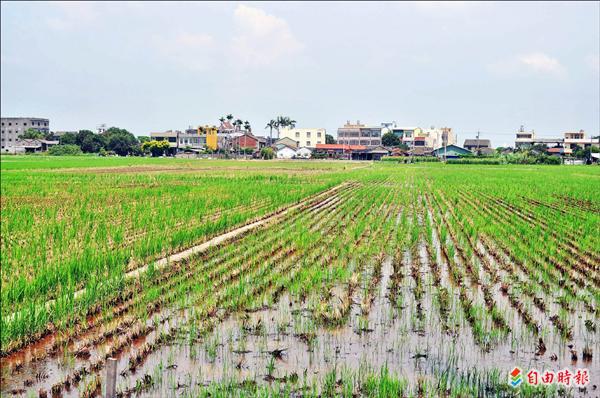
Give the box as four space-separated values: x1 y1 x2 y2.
444 132 447 163
476 130 480 155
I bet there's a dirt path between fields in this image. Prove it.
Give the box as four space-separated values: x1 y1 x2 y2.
4 182 350 325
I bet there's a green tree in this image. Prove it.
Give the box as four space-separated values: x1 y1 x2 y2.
325 134 335 144
80 134 106 153
138 136 151 143
75 130 95 146
382 132 400 147
266 120 277 144
59 132 78 145
261 147 274 160
141 140 170 157
48 144 83 156
274 116 296 138
103 127 139 156
20 128 45 139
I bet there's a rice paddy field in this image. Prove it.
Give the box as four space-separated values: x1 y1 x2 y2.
1 155 599 397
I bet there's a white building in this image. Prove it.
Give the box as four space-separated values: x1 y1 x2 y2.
279 127 326 148
276 145 297 159
386 124 455 150
514 126 598 152
295 147 312 159
150 130 206 152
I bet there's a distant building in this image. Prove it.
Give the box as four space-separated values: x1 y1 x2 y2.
464 139 492 152
337 121 382 146
273 137 299 150
6 139 58 154
514 126 598 152
315 143 366 159
386 125 455 149
275 145 297 159
432 144 472 159
279 127 326 148
231 132 263 151
1 117 50 151
390 126 421 146
295 147 312 159
150 130 206 153
351 145 390 161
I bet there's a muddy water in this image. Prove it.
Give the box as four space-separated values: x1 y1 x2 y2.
2 253 598 397
113 258 599 397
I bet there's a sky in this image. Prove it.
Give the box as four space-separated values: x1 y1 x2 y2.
1 1 599 147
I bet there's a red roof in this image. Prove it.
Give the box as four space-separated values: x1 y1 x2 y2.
315 144 367 151
547 147 563 153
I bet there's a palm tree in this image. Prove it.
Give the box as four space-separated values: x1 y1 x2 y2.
276 116 287 139
234 119 243 131
274 116 296 139
266 120 277 144
244 121 251 133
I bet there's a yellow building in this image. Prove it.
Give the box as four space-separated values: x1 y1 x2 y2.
199 125 218 150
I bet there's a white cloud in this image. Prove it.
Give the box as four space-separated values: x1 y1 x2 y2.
488 52 567 78
230 5 304 68
518 52 565 76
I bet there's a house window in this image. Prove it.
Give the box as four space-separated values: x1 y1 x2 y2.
317 132 321 137
24 123 27 126
306 141 310 146
306 132 311 137
295 132 300 138
317 141 321 144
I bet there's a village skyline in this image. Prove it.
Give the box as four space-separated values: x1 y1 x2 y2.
1 2 599 147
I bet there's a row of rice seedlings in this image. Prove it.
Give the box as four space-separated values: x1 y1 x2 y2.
454 190 590 342
521 195 600 260
50 181 375 393
480 192 599 296
458 190 595 318
426 194 507 351
1 182 358 358
436 190 546 337
2 172 346 319
477 195 597 308
309 185 399 327
429 193 511 340
12 185 360 394
483 193 599 278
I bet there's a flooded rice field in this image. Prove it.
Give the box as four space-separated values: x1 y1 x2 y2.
2 167 599 397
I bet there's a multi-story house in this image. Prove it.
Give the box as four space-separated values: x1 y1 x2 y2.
1 117 49 151
150 130 206 152
337 121 381 146
279 127 326 148
514 126 598 153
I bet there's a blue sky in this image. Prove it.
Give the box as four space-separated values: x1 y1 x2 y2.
1 1 598 146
